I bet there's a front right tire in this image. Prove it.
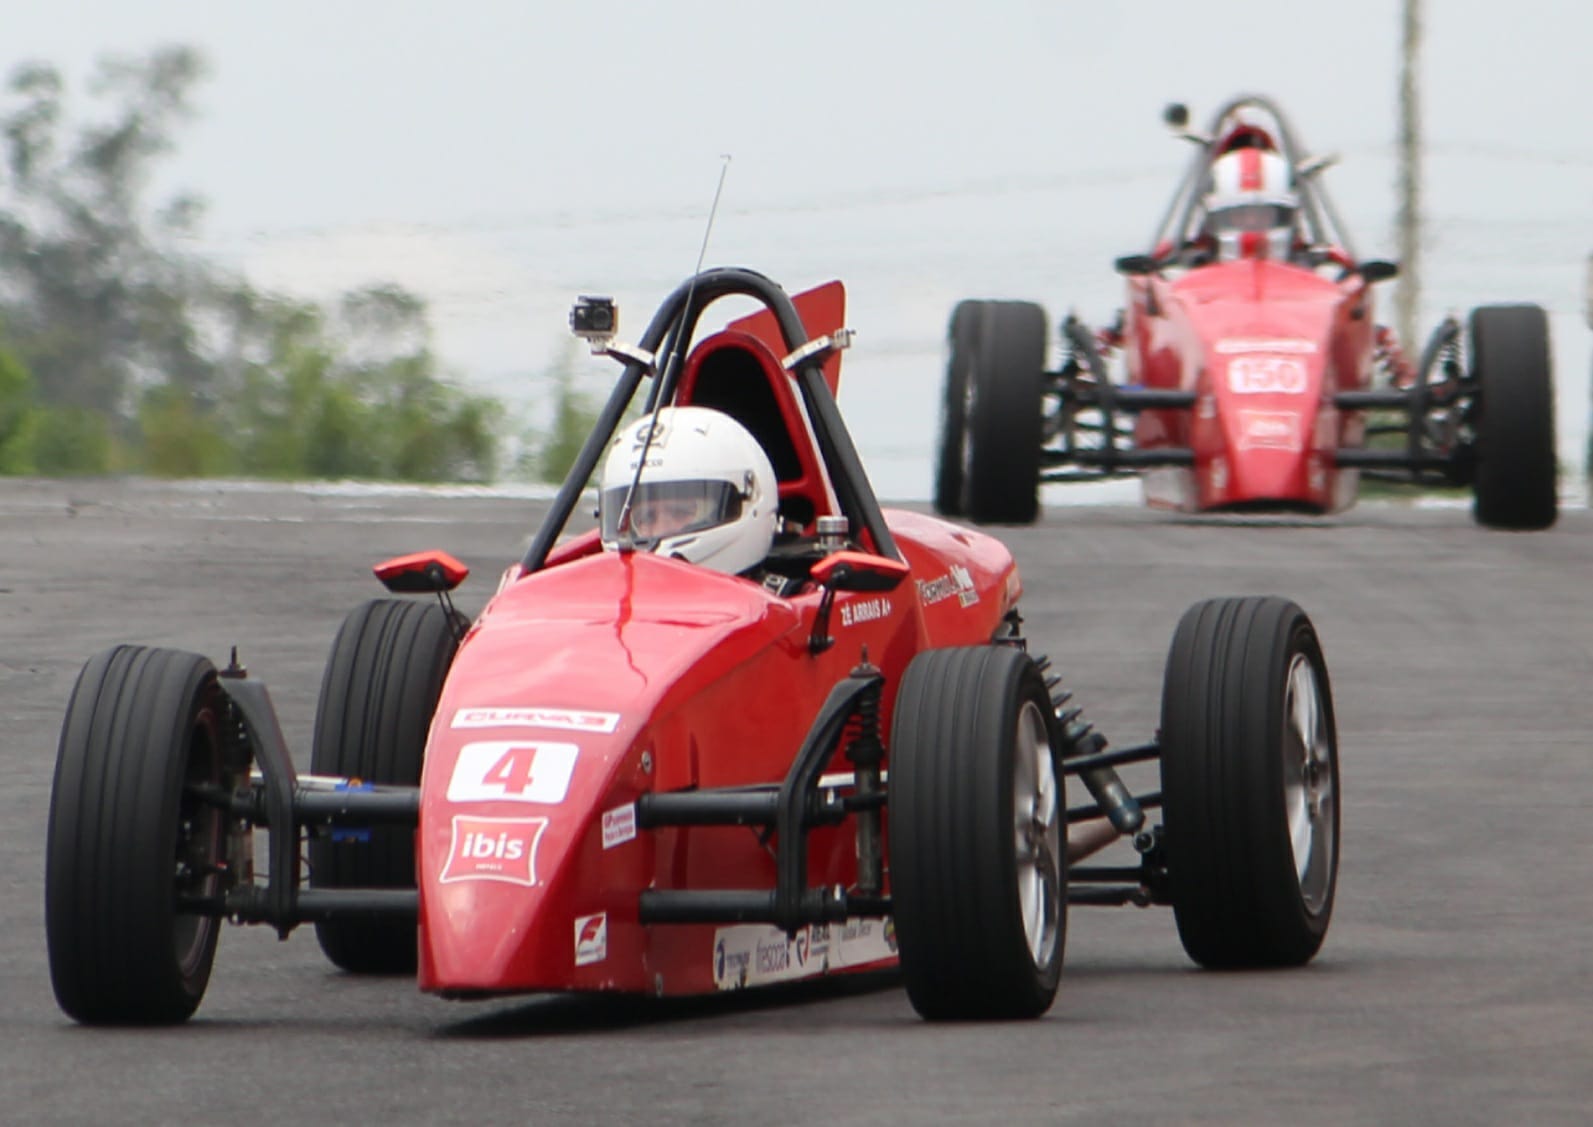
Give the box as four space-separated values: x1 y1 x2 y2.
47 646 230 1024
309 597 464 974
959 301 1048 525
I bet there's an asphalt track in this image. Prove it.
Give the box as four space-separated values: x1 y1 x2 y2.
4 478 1591 1126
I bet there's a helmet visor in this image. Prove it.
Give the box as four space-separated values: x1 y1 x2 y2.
1211 202 1294 234
602 479 744 548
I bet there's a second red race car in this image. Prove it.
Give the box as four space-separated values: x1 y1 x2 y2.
47 268 1341 1025
936 94 1558 530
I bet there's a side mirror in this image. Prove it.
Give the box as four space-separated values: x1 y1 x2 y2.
1358 259 1399 284
1163 102 1190 129
811 550 909 593
1115 254 1158 277
374 550 470 593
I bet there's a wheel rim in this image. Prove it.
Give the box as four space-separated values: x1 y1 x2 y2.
1012 699 1062 966
173 707 223 975
1282 653 1335 914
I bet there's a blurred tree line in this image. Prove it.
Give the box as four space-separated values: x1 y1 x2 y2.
0 44 565 482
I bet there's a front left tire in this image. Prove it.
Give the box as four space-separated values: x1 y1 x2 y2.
889 645 1065 1020
1158 596 1339 969
1469 303 1557 530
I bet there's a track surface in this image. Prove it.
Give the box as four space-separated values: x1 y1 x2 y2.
4 479 1590 1125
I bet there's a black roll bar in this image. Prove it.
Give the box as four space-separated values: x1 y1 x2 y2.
520 267 899 573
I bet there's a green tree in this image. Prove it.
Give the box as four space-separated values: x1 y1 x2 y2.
0 46 213 417
0 342 34 469
0 47 504 483
538 367 600 484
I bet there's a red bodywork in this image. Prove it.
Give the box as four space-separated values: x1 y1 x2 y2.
413 283 1021 998
1124 258 1375 513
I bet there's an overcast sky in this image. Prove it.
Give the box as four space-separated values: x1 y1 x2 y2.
10 1 1592 497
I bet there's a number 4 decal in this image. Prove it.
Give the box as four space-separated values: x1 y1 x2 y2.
446 741 579 804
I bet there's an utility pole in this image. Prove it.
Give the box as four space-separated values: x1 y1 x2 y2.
1394 0 1422 348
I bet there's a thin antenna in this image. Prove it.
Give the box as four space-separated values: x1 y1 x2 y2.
614 154 733 549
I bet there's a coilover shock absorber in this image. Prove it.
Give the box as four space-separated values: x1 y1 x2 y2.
1037 655 1145 836
846 654 885 895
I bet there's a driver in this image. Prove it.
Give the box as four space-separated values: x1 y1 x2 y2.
1201 147 1301 263
598 405 779 579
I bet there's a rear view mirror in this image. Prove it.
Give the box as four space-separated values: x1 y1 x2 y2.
811 550 909 593
374 550 470 593
1115 254 1158 277
1358 260 1399 284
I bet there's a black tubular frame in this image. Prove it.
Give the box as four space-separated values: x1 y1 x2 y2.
206 676 422 934
637 665 890 932
520 267 900 574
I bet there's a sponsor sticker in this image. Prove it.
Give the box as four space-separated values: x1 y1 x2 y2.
917 564 978 609
451 707 620 734
1237 409 1304 452
710 919 896 990
601 803 637 849
1215 338 1317 354
440 815 548 886
839 596 892 628
574 912 608 966
1228 355 1307 395
446 741 578 804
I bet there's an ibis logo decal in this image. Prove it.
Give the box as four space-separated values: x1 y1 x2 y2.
440 815 549 887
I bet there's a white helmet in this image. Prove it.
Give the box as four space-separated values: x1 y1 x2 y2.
598 405 778 576
1204 148 1298 262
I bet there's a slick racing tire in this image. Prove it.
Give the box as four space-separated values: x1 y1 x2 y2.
47 646 231 1024
310 598 465 974
961 300 1048 525
933 301 982 516
889 645 1065 1020
1159 597 1338 968
1470 303 1557 530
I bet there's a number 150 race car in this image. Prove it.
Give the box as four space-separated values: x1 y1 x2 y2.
936 94 1557 530
48 268 1340 1025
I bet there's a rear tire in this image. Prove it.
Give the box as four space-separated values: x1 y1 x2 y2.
889 645 1065 1020
1470 303 1557 530
961 301 1048 525
310 598 464 974
933 301 981 516
1159 597 1338 968
47 646 229 1024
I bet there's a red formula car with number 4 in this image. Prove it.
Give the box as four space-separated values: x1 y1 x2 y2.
936 94 1557 530
48 268 1341 1025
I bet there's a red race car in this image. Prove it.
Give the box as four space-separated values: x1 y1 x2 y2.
47 269 1340 1025
936 94 1557 530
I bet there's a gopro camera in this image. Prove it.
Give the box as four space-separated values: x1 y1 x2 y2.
570 295 617 340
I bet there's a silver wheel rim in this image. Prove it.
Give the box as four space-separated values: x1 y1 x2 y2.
1013 699 1062 966
1282 652 1335 914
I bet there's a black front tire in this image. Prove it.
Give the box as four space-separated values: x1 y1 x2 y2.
933 301 982 516
47 646 230 1024
1470 303 1557 530
309 598 464 974
961 301 1048 525
1159 596 1339 968
889 645 1065 1020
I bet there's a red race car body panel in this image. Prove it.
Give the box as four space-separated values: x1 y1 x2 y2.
416 300 1021 998
1127 258 1374 512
